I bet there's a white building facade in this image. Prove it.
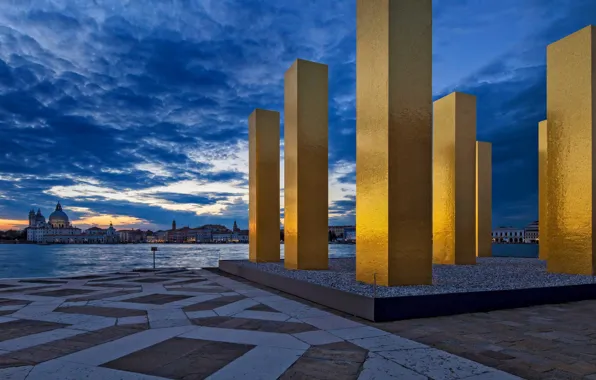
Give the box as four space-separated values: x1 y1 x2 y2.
492 227 525 243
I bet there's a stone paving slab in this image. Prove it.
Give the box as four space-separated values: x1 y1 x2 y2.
0 267 525 380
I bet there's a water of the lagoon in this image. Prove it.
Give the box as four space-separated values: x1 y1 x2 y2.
0 243 538 279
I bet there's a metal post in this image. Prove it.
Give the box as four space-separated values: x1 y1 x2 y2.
151 247 157 269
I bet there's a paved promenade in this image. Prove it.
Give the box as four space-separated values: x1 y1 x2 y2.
0 268 520 380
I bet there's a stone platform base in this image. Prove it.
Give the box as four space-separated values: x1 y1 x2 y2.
218 258 596 322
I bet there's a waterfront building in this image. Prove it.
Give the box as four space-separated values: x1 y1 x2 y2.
524 221 539 244
26 202 83 243
492 227 525 243
84 223 118 244
118 229 146 243
328 225 355 239
213 230 233 243
344 227 356 242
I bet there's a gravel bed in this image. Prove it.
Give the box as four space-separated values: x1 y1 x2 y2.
234 257 595 297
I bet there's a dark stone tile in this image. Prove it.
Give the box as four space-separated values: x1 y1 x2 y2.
304 341 368 363
0 320 68 342
0 285 58 294
171 278 208 285
62 275 106 280
131 278 167 283
132 269 159 273
192 316 318 334
246 303 278 312
66 290 138 302
55 306 147 318
280 357 363 380
1 324 147 365
0 299 30 306
0 356 30 369
168 286 228 293
0 284 15 289
85 282 141 289
31 288 95 297
103 337 253 379
123 293 191 305
183 295 245 312
89 276 140 283
19 279 68 284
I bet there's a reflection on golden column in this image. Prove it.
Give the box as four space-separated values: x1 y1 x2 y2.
248 109 280 263
546 25 595 275
356 0 432 285
432 92 477 265
476 141 492 258
284 59 329 270
538 120 548 260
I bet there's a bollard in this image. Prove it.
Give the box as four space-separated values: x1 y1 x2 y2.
151 247 158 269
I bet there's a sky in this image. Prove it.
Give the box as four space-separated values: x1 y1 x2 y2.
0 0 595 231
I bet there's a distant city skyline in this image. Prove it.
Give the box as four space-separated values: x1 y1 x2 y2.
2 1 596 231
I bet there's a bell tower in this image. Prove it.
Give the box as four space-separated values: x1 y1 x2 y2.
172 220 176 231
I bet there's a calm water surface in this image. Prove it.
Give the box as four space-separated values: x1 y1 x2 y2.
0 243 537 279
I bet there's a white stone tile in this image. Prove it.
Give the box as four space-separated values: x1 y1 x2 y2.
252 296 330 318
185 310 218 319
0 305 25 312
232 310 290 322
350 334 428 352
235 289 273 298
89 301 156 311
181 326 309 349
58 325 197 365
328 326 389 340
214 299 259 316
0 328 85 352
461 370 524 380
147 309 191 329
358 354 427 380
70 317 116 331
33 312 97 325
118 316 148 325
0 365 33 380
378 348 494 380
293 330 344 346
207 346 305 380
300 315 363 330
27 360 170 380
59 301 89 308
165 294 221 308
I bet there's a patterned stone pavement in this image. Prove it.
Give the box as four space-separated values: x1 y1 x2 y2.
0 268 520 380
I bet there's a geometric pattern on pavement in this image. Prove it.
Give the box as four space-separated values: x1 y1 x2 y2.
0 268 523 380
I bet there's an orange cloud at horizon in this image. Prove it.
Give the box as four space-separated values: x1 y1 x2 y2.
72 214 147 229
0 219 29 230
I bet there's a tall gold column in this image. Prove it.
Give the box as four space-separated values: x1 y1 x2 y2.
538 120 548 260
433 92 477 265
248 109 280 263
476 141 492 257
356 0 432 285
284 59 328 270
546 25 595 275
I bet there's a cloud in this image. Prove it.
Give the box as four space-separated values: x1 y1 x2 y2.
0 0 595 230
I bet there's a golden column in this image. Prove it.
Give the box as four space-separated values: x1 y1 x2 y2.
538 120 548 260
546 25 595 275
356 0 432 285
476 141 492 257
284 59 329 270
248 109 280 263
432 92 477 265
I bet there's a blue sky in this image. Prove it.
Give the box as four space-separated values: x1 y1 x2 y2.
0 0 594 231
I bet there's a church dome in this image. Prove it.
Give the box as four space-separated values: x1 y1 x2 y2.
49 202 69 227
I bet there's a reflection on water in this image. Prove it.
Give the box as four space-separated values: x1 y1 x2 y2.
0 244 354 279
0 243 537 279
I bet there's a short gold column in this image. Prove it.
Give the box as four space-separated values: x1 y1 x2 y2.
284 59 328 270
432 92 477 265
476 141 492 257
248 109 280 263
356 0 432 285
538 120 548 260
546 25 595 275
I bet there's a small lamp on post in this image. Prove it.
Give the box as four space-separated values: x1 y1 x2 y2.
150 246 158 269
